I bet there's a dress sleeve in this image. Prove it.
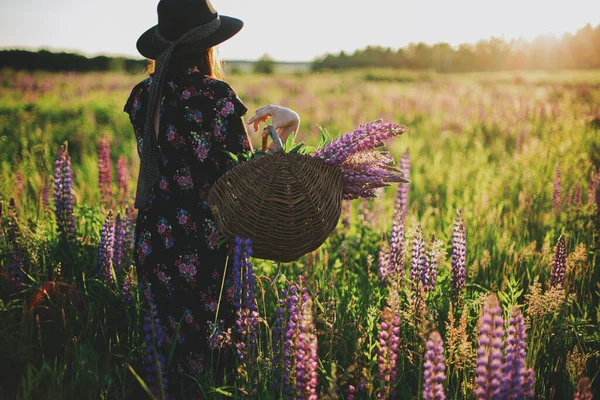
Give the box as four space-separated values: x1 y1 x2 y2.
211 93 253 171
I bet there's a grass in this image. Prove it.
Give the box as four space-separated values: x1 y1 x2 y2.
0 67 599 399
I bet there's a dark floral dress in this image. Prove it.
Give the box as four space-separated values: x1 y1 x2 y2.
124 67 251 392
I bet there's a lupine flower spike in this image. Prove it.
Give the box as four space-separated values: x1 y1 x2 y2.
232 237 259 367
142 293 168 398
98 210 116 288
410 224 427 302
98 135 113 204
423 331 446 400
574 377 593 400
475 294 505 400
502 307 535 399
550 234 567 289
53 143 76 247
117 155 129 202
553 165 562 217
451 210 466 303
376 283 401 399
295 287 318 400
314 120 408 200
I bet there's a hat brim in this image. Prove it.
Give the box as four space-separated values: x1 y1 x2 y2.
136 15 243 60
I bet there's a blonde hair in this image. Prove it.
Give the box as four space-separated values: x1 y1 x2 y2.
147 46 224 79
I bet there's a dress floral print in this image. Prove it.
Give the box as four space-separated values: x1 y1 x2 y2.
124 67 251 388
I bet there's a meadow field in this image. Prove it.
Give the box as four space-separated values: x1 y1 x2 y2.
0 67 599 399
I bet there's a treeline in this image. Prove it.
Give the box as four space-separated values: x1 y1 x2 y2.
313 23 600 72
0 49 147 73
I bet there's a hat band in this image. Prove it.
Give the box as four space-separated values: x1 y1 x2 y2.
134 16 222 209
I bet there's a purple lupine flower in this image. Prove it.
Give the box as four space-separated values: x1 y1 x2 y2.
502 308 535 399
9 248 24 293
451 210 466 303
378 233 391 284
272 289 288 391
98 135 113 204
475 295 505 400
53 152 64 225
283 283 300 399
410 224 426 300
550 234 567 289
587 168 599 207
573 183 582 210
423 331 446 400
142 293 168 398
388 210 405 285
42 176 51 210
295 291 318 400
53 145 76 247
314 120 407 166
347 385 356 400
117 155 129 201
5 201 24 292
425 236 442 293
98 210 116 288
553 165 562 216
376 283 401 399
574 377 593 400
123 204 136 261
340 152 408 200
232 238 259 363
62 150 76 245
113 212 127 276
121 265 136 305
398 149 411 221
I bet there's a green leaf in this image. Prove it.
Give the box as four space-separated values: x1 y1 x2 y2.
127 364 156 399
285 131 297 152
221 150 239 164
289 142 305 154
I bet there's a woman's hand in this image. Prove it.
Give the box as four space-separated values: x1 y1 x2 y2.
247 105 300 142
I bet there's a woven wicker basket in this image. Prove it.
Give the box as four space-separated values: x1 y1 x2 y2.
208 126 343 262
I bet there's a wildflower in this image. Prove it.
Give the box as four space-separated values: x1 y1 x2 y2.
550 234 567 289
295 292 318 400
117 155 129 201
451 210 466 303
283 283 301 399
347 385 356 400
272 289 288 391
232 238 259 363
142 294 168 398
113 212 127 276
388 214 405 284
574 377 593 400
314 121 408 200
98 210 116 288
398 149 410 220
445 304 474 372
5 200 24 292
423 331 446 400
378 234 391 284
314 120 407 166
425 235 443 292
475 294 504 400
98 135 113 204
53 144 76 246
410 224 426 300
502 308 535 399
553 165 561 216
587 167 599 207
376 282 401 399
121 265 137 305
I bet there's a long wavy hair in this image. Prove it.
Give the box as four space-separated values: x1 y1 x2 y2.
147 46 224 79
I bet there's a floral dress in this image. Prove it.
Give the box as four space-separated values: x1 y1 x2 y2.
124 67 251 390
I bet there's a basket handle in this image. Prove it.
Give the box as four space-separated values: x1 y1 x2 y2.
260 125 284 153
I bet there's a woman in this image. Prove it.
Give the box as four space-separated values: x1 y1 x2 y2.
124 0 299 396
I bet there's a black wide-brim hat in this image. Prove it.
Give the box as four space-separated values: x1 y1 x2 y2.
136 0 243 60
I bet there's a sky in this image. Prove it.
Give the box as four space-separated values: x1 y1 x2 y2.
1 0 599 62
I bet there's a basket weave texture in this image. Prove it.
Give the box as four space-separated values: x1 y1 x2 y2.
208 152 343 262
